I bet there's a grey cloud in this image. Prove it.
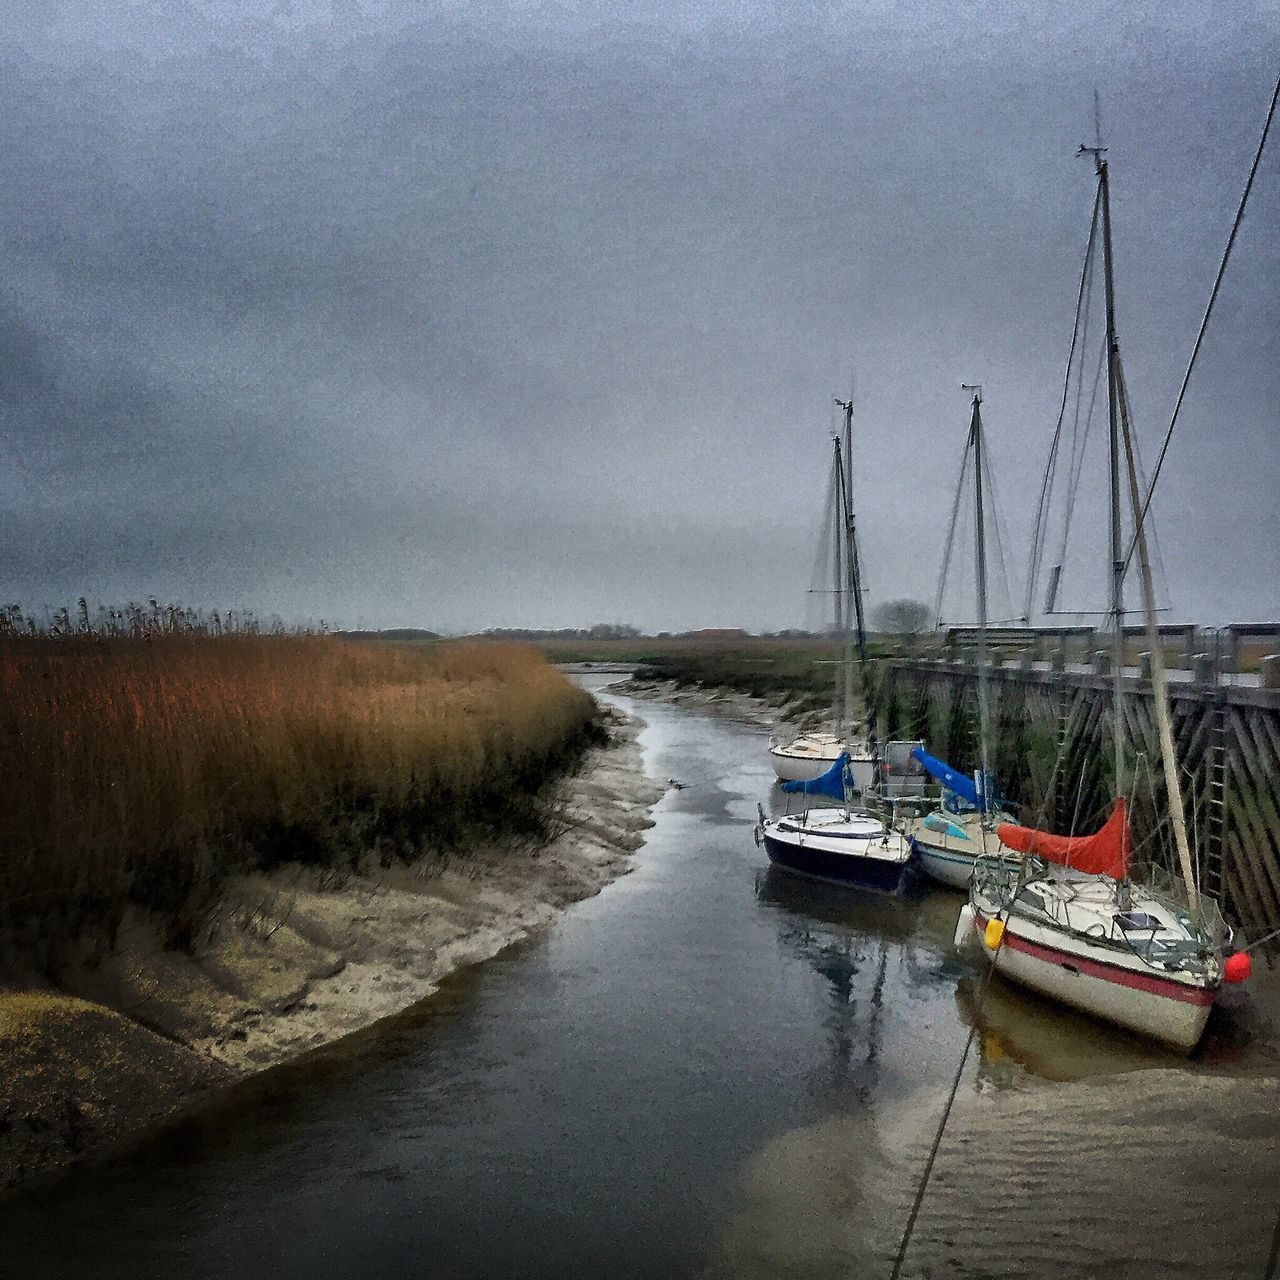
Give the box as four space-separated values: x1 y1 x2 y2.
1 1 1276 629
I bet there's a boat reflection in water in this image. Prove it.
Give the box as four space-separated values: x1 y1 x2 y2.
756 867 1262 1091
752 867 976 1097
755 868 893 1092
952 973 1172 1086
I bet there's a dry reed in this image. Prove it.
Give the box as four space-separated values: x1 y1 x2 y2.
0 633 599 966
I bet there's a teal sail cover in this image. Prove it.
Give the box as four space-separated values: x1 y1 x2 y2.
780 752 850 799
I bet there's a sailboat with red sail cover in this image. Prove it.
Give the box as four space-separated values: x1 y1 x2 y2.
956 141 1251 1052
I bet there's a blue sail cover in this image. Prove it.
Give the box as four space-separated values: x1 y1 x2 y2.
780 752 850 799
910 745 993 811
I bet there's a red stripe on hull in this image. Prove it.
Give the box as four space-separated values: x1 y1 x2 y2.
975 913 1216 1006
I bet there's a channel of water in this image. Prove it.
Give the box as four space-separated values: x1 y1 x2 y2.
2 675 1272 1277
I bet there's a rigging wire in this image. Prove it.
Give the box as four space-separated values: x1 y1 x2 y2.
980 426 1017 624
1125 73 1280 575
1025 183 1102 622
888 936 1003 1280
1061 214 1100 566
933 435 973 628
1051 334 1107 609
804 452 841 634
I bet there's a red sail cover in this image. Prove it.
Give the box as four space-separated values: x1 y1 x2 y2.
996 798 1130 879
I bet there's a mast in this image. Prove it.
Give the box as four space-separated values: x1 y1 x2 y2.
831 437 846 733
1082 141 1127 796
963 386 992 813
836 397 875 750
1116 359 1200 911
836 398 857 740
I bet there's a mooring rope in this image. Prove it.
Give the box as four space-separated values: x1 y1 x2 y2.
887 937 997 1279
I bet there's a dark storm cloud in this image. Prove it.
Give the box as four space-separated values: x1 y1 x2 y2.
2 1 1276 629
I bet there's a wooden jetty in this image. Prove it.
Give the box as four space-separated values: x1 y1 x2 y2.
875 628 1280 955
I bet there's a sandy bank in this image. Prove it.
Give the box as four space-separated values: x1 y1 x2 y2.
609 676 801 733
708 1068 1280 1278
1 707 663 1197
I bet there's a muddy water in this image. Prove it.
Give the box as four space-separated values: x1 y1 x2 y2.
3 677 1275 1277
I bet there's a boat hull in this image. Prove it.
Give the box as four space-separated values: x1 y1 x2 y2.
762 832 913 892
913 840 979 890
768 747 838 783
903 812 1020 892
769 747 876 790
971 910 1216 1052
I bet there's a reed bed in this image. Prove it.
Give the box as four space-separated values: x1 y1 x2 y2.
0 634 599 965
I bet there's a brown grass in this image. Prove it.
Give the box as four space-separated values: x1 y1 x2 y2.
0 635 598 966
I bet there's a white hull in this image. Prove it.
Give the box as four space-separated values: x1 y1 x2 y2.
903 811 1020 891
916 845 979 890
769 746 839 783
967 907 1217 1052
769 737 876 790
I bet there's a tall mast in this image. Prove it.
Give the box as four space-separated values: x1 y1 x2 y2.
1116 359 1200 911
836 398 857 741
963 386 992 812
836 396 875 750
831 437 846 733
1082 141 1127 795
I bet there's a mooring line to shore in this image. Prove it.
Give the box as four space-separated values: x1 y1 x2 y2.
887 909 1017 1279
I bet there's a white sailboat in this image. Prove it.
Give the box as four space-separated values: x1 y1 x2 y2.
901 389 1023 890
756 398 915 892
769 397 876 791
957 142 1250 1051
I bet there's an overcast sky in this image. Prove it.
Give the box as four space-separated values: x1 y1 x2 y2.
2 1 1276 632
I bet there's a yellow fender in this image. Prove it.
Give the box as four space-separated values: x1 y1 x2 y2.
983 917 1005 950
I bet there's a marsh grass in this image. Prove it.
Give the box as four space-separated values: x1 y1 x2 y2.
0 632 599 967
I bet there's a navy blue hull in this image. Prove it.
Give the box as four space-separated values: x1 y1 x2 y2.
763 834 912 893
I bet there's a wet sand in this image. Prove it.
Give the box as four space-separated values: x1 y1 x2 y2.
609 675 799 732
708 1069 1280 1279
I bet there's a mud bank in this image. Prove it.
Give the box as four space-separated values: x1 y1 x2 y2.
0 708 663 1198
708 1068 1280 1279
609 676 802 733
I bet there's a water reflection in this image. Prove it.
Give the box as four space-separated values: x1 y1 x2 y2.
759 877 891 1087
952 972 1170 1084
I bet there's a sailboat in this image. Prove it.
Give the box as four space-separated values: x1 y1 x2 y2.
906 391 1024 890
769 398 876 792
756 399 915 892
906 744 1022 890
957 142 1250 1051
902 390 1023 890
